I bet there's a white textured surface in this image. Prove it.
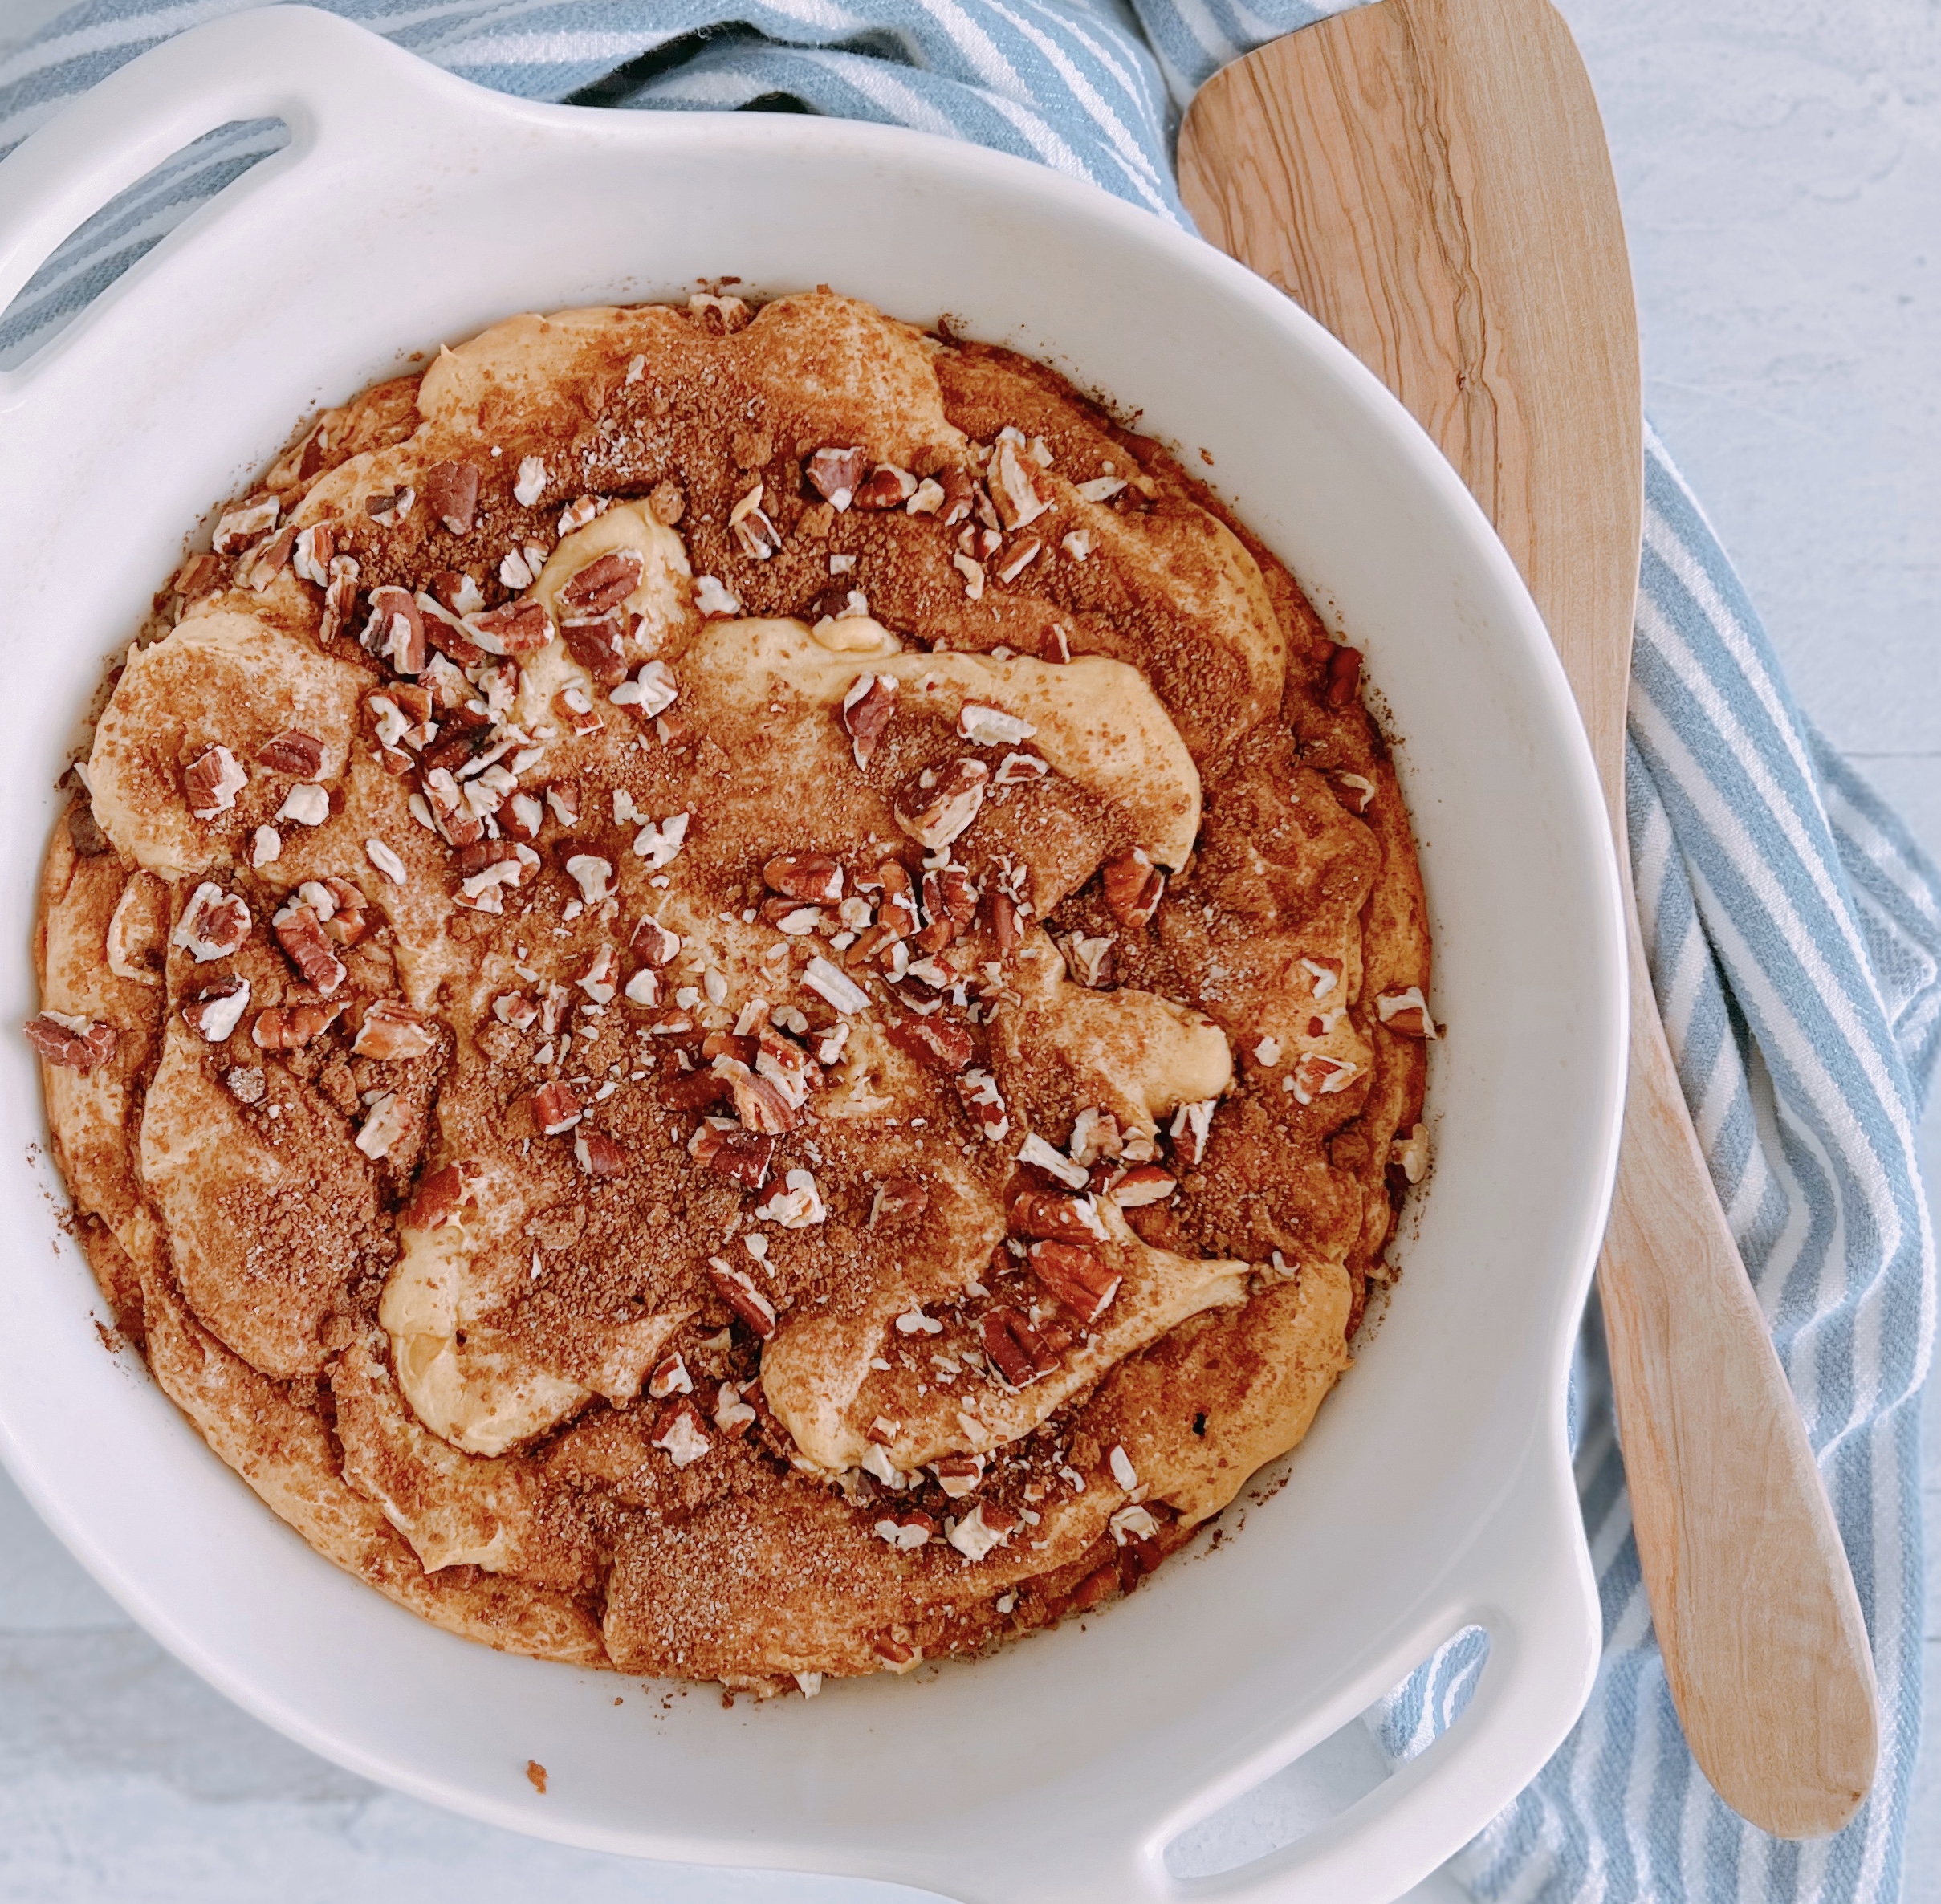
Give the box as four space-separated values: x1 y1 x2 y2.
0 0 1934 1895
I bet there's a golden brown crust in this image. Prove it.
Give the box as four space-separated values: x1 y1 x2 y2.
31 291 1432 1689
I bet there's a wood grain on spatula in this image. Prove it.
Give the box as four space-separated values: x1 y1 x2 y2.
1181 0 1878 1840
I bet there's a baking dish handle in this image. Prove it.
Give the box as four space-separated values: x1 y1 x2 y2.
922 1431 1597 1904
1154 1436 1597 1904
0 6 464 392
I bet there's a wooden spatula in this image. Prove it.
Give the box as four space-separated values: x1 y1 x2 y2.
1179 0 1877 1840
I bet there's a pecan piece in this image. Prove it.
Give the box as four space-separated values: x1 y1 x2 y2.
708 1261 778 1341
840 672 898 771
886 1017 973 1074
561 614 628 685
720 1059 797 1134
574 1129 627 1177
558 547 643 617
171 883 251 961
937 466 979 527
989 434 1052 530
529 1080 583 1136
763 853 844 902
424 459 479 535
353 997 437 1060
467 600 552 655
183 744 246 819
250 1001 343 1051
24 1013 116 1072
869 1177 930 1225
271 905 347 996
363 585 425 674
1027 1240 1121 1327
180 978 250 1043
1375 986 1438 1039
1322 644 1363 709
852 464 917 511
691 1123 775 1190
319 554 360 644
256 729 325 777
955 1067 1010 1141
402 1162 472 1231
893 757 988 851
989 890 1025 958
1109 1163 1178 1208
805 447 868 509
728 482 783 560
1101 847 1164 928
980 1307 1059 1385
652 1400 711 1467
1007 1190 1105 1244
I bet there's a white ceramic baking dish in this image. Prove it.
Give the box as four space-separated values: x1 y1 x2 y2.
0 10 1626 1900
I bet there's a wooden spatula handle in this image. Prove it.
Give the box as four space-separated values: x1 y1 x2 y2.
1179 0 1878 1837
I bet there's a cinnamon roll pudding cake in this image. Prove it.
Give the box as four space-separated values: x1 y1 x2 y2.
28 290 1435 1693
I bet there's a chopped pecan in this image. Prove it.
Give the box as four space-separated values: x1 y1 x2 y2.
402 1162 472 1229
529 1080 583 1136
1109 1163 1178 1208
424 460 479 535
805 447 868 509
256 729 324 777
887 1016 973 1073
272 905 347 996
561 615 628 685
763 853 843 902
955 1068 1010 1141
930 1453 986 1499
852 464 917 511
989 434 1052 530
652 1400 711 1467
1060 932 1116 989
1102 848 1164 928
691 1123 775 1189
648 1351 692 1399
558 547 644 617
873 1511 935 1552
719 1059 797 1134
171 883 251 961
980 1307 1059 1385
989 890 1024 958
174 551 225 598
180 978 250 1043
239 525 297 592
937 466 979 527
663 1068 730 1113
728 482 783 560
1007 1190 1105 1244
893 757 988 850
869 1177 929 1225
1375 986 1438 1039
213 495 279 555
923 866 979 927
250 1001 342 1050
840 672 898 770
1027 1240 1121 1327
630 916 680 966
688 291 750 332
546 780 582 829
467 600 552 655
708 1260 778 1340
24 1012 116 1072
574 1129 627 1177
1323 644 1363 709
183 744 247 819
363 586 425 674
364 484 414 527
353 997 437 1060
319 554 360 644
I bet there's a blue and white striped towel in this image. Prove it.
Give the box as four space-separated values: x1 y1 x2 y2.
4 6 1938 1901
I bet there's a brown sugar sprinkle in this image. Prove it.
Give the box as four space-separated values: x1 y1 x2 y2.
34 290 1429 1697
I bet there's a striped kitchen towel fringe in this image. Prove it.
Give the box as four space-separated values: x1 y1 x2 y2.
4 6 1937 1901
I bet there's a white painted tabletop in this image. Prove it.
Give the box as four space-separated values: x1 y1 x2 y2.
0 0 1934 1896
